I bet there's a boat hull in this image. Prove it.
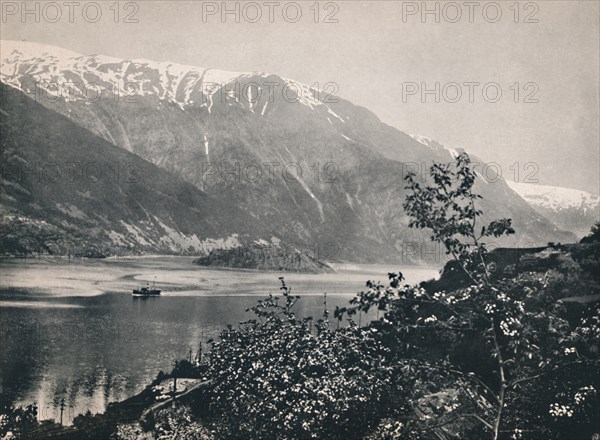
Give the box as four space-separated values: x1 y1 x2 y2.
132 289 161 297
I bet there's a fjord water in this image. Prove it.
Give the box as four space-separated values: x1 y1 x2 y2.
0 257 439 424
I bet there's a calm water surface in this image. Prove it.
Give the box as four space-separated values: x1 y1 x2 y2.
0 257 439 423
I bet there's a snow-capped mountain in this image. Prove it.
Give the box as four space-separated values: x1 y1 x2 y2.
507 181 599 239
507 182 599 213
0 40 326 113
0 41 578 261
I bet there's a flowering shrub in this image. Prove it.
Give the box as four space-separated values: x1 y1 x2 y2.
0 405 38 440
347 153 600 439
112 406 214 440
205 279 396 439
340 269 599 439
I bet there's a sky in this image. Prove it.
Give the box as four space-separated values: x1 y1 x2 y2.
1 0 599 194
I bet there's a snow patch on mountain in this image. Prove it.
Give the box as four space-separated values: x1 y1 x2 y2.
507 181 599 213
410 134 434 148
203 132 209 157
327 107 345 123
1 40 251 108
281 77 322 110
474 170 489 184
1 40 353 133
409 133 461 159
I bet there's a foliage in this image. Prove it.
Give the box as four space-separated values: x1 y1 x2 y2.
581 221 600 244
205 278 395 439
403 152 515 283
353 153 599 439
346 270 599 439
0 404 38 440
112 405 213 440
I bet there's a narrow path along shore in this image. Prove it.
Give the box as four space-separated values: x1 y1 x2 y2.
140 379 212 421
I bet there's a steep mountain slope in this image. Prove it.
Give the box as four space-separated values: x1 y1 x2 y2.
0 82 268 256
507 181 599 239
0 41 577 261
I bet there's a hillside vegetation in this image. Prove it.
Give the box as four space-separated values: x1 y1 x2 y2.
193 243 334 273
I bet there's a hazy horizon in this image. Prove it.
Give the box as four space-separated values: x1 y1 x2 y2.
1 0 598 194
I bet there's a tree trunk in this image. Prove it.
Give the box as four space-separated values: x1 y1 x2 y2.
491 322 506 440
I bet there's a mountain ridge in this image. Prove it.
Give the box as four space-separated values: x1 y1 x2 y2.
0 41 579 262
0 82 270 256
507 181 599 239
